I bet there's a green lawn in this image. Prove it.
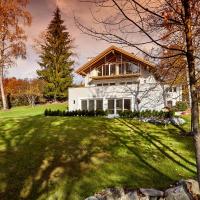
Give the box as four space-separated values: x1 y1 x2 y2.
0 104 196 200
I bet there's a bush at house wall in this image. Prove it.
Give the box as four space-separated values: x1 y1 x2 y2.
44 109 107 117
118 110 175 119
174 101 188 111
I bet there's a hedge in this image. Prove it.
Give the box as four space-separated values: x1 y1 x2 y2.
44 109 175 119
44 109 107 117
118 110 175 119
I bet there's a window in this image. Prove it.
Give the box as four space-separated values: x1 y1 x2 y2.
89 100 95 111
116 99 123 114
96 99 103 110
110 83 116 86
173 87 177 92
124 99 131 111
103 64 109 76
98 66 103 76
97 83 102 86
108 99 115 114
127 82 133 85
73 100 75 104
132 63 140 73
110 64 116 75
126 63 132 74
120 82 126 85
81 100 87 111
167 101 173 108
103 83 109 86
119 63 125 74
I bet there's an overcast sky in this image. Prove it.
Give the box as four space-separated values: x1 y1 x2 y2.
7 0 110 83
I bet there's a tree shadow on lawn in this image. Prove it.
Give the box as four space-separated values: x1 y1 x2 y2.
0 116 114 200
0 116 196 200
115 119 196 175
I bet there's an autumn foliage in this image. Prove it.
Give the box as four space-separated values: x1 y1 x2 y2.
0 78 44 107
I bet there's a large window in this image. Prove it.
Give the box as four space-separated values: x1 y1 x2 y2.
126 63 132 74
98 66 103 76
96 99 103 110
89 100 95 111
124 99 131 111
110 64 116 75
108 99 115 114
81 99 103 111
103 64 109 76
116 99 123 114
119 63 125 74
81 100 87 111
97 62 139 77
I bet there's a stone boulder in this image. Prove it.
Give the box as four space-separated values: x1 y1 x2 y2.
170 117 186 125
179 179 200 199
139 188 164 197
164 185 191 200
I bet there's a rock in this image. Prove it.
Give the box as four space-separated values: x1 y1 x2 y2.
150 197 158 200
85 197 99 200
164 185 190 200
139 196 149 200
124 191 139 200
140 189 164 197
170 117 186 125
179 179 200 198
95 188 125 200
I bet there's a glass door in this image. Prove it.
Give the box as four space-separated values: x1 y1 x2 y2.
116 99 123 114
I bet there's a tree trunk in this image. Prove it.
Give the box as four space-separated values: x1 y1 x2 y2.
182 0 200 185
0 71 7 110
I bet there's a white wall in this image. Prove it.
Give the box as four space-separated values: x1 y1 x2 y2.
68 82 181 111
70 64 182 111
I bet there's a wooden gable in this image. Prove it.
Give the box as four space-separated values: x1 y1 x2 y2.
76 45 155 76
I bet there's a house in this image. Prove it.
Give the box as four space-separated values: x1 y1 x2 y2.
68 46 182 114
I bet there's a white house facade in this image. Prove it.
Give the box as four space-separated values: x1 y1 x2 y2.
68 46 182 114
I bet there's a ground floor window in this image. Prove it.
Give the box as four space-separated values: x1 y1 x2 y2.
81 99 103 111
124 99 131 111
107 98 132 114
81 100 87 111
81 98 131 113
116 99 123 114
108 99 115 114
167 100 173 108
96 99 103 110
89 100 95 111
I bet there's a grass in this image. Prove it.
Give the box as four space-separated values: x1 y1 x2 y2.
0 104 196 200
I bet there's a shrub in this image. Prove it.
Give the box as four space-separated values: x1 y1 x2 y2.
175 101 188 111
44 109 107 117
119 110 174 119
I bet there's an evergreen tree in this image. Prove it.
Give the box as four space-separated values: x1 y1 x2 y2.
37 8 74 101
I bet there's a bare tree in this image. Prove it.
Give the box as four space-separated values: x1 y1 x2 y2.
75 0 200 184
0 0 31 110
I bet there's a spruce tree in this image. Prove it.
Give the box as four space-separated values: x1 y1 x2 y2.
37 8 74 101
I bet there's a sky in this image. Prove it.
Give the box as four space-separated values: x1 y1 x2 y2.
7 0 110 83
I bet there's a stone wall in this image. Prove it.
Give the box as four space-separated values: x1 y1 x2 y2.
85 179 200 200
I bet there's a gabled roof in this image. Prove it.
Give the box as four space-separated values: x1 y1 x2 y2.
76 45 155 76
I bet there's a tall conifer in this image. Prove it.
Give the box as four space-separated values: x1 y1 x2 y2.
37 8 74 101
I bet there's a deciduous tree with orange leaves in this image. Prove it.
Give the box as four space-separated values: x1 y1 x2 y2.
0 0 31 110
76 0 200 185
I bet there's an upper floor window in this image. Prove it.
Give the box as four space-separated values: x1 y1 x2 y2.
103 64 109 76
97 62 140 77
98 66 103 76
110 64 116 76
